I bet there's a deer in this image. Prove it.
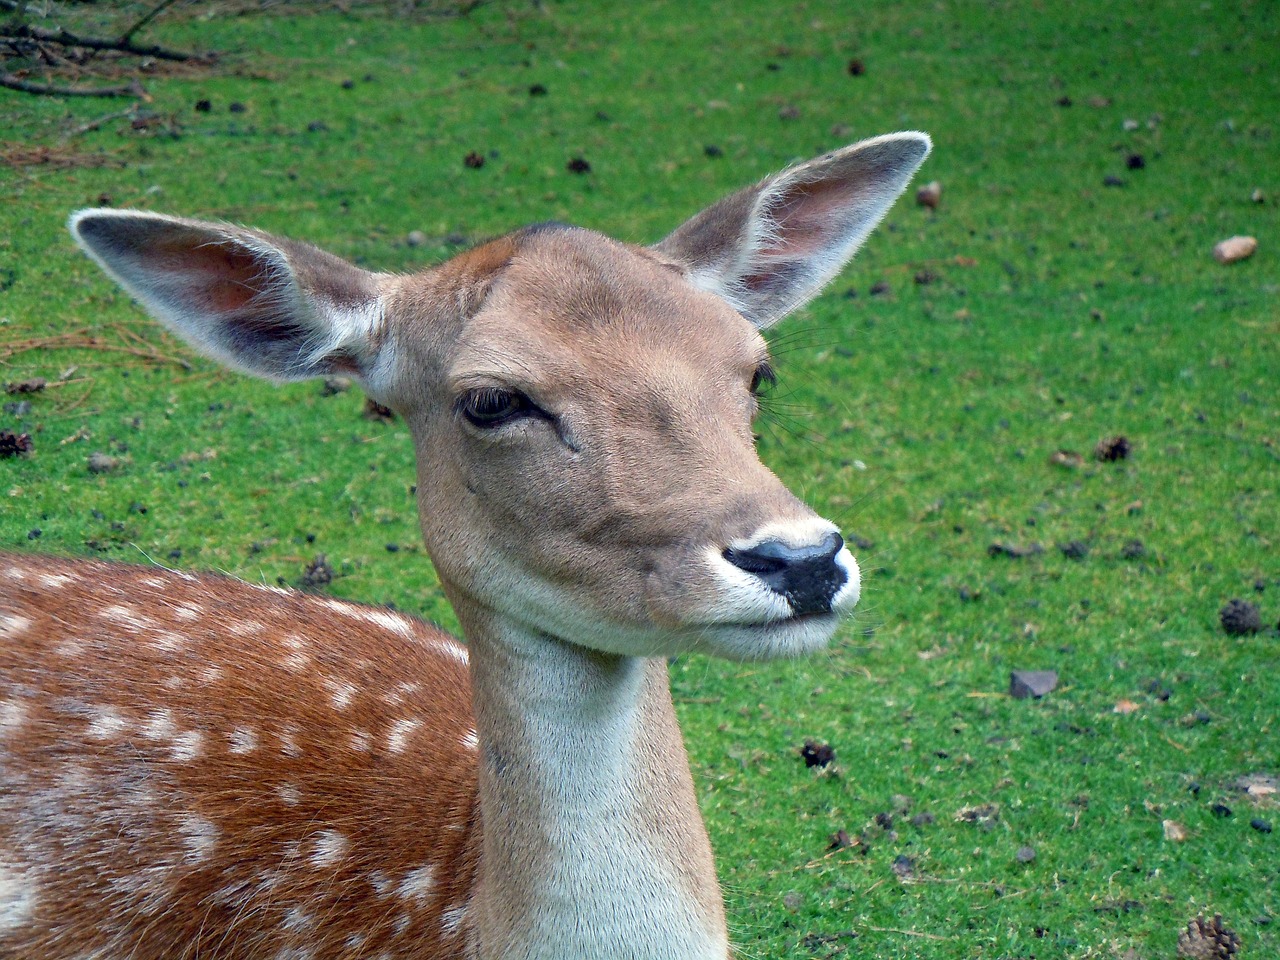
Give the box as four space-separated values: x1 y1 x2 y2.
0 130 930 959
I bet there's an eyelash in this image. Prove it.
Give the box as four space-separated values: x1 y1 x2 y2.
750 361 777 396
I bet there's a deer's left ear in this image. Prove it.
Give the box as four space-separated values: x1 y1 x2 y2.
654 132 931 328
70 209 392 386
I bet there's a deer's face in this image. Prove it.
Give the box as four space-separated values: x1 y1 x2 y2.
398 229 859 661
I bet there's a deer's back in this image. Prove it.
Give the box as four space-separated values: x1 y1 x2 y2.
0 552 479 959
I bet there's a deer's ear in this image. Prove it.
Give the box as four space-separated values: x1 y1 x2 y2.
70 209 391 386
655 132 931 328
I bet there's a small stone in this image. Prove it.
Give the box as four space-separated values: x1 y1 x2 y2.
1210 803 1232 817
703 144 723 158
846 58 866 76
405 230 427 247
1015 845 1036 863
1213 236 1257 264
1049 449 1084 468
1251 188 1265 204
229 102 246 114
194 98 211 112
1252 818 1274 834
910 811 935 827
782 891 803 911
1219 599 1262 635
891 854 915 878
464 151 485 169
1104 174 1126 188
1010 670 1058 699
916 180 942 209
528 83 548 96
1126 153 1146 169
566 156 591 174
340 79 354 89
1162 820 1188 842
1120 539 1146 559
1122 118 1140 131
87 452 119 474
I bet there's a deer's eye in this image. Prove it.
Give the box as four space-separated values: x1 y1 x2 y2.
750 361 777 396
459 388 537 429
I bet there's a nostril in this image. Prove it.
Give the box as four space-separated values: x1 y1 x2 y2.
721 532 848 616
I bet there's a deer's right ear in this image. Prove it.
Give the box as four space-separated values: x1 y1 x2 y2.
70 209 391 387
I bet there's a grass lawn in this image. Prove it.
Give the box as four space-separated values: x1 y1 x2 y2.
2 1 1277 957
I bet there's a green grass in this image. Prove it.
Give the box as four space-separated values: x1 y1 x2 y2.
2 1 1277 957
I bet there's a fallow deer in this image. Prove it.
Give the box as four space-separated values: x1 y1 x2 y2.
0 131 930 959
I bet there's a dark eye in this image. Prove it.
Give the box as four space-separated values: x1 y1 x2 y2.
459 387 535 429
750 361 777 396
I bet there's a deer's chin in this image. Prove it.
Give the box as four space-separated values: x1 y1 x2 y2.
688 612 843 661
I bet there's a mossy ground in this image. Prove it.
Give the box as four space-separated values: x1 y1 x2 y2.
2 2 1277 957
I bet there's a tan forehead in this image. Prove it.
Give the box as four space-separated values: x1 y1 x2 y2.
460 227 765 375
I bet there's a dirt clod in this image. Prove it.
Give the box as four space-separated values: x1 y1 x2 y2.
463 151 485 169
988 542 1043 559
363 397 396 423
800 740 835 768
1252 818 1274 834
566 156 591 174
86 451 119 474
846 58 866 76
1059 540 1090 560
1219 599 1262 635
1094 435 1131 461
1126 153 1146 169
529 83 548 96
5 378 47 394
1176 914 1240 959
826 829 853 850
301 554 333 589
0 429 33 457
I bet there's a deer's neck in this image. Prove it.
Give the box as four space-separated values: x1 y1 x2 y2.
456 603 728 960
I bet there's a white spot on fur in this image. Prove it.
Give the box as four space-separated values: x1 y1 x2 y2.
86 706 129 740
101 603 155 631
0 698 26 739
0 612 32 639
460 728 479 752
349 729 372 752
228 619 265 637
140 576 168 589
176 812 219 863
276 784 301 806
0 863 36 930
344 933 367 951
327 681 356 711
163 675 185 691
441 902 468 936
142 708 176 741
310 830 348 869
173 603 203 622
396 865 435 906
368 870 394 897
170 730 203 762
361 608 416 638
393 913 412 935
3 565 28 582
39 572 76 589
281 906 313 932
198 665 223 685
52 639 84 657
278 725 302 758
228 726 258 755
386 718 420 754
272 948 313 960
150 630 186 652
438 642 469 665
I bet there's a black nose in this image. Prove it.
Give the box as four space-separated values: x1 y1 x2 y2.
722 532 847 616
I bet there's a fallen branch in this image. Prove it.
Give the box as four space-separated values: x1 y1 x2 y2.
0 327 194 371
0 73 143 97
4 20 209 64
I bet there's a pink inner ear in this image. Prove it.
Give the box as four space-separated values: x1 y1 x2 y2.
154 237 277 314
759 177 863 260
